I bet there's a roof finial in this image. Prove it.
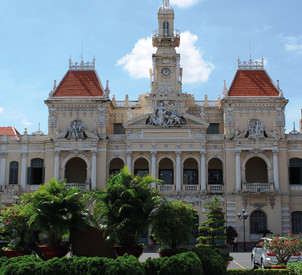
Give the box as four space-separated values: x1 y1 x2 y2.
163 0 170 7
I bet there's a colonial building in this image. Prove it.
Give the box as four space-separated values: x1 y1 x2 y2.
1 0 302 244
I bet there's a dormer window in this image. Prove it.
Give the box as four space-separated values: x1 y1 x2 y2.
163 21 169 36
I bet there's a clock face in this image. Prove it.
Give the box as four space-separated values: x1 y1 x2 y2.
162 68 170 76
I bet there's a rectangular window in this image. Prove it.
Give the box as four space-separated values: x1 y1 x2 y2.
207 123 220 134
159 169 173 185
183 169 198 185
114 123 125 134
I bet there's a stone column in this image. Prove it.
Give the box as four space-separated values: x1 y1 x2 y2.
54 151 60 180
273 150 279 191
20 153 28 192
126 152 132 173
235 150 241 191
0 153 7 186
175 151 181 191
91 150 97 190
151 152 157 188
200 151 206 191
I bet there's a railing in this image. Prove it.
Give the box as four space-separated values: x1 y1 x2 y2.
159 185 174 192
114 101 139 107
184 185 198 191
65 183 91 191
0 185 20 197
152 29 180 39
208 184 224 193
195 100 218 107
243 183 272 192
290 185 302 191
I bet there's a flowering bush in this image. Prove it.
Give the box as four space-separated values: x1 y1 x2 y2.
0 204 32 250
264 234 302 265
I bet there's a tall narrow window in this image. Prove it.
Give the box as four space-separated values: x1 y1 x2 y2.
289 158 302 184
27 158 44 185
9 161 19 185
163 21 169 36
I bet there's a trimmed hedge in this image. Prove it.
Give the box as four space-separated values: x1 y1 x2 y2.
227 270 289 275
143 251 204 275
192 246 227 275
287 261 302 274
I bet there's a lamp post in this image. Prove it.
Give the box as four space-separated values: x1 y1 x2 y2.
237 209 249 252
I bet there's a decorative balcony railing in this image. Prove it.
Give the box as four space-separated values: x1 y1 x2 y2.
243 183 273 192
0 185 20 197
290 185 302 191
184 185 199 191
152 29 180 39
208 184 224 193
159 184 174 192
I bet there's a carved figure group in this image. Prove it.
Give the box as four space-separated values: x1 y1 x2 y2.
65 120 86 140
146 102 186 126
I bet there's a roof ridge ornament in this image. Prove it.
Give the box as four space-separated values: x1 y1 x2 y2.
69 57 95 70
238 56 264 70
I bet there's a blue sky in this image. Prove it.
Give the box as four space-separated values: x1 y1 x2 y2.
1 0 302 134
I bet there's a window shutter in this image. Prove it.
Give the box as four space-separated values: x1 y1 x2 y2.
42 167 45 184
27 167 32 185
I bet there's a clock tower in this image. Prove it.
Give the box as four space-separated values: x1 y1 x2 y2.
147 0 187 126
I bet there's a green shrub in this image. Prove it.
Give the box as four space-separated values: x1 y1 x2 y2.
104 254 144 275
0 255 42 275
287 261 302 275
159 251 204 275
227 269 289 274
192 246 227 275
143 251 204 275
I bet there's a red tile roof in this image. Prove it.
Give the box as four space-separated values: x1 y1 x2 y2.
228 70 280 97
53 70 104 97
0 127 20 136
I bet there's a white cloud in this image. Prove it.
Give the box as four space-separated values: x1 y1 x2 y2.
117 31 214 84
179 31 214 83
170 0 200 8
117 37 153 79
281 35 302 55
0 107 4 114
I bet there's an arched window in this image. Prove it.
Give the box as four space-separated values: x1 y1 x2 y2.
163 21 169 36
109 158 124 175
134 158 149 177
183 158 198 185
292 211 302 234
28 158 44 185
65 157 87 183
289 158 302 184
208 158 223 185
159 158 173 185
9 161 19 184
250 210 267 234
245 157 268 183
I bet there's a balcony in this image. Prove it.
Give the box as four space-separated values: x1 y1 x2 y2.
208 184 224 194
159 184 174 192
152 29 180 47
152 29 180 39
242 182 274 193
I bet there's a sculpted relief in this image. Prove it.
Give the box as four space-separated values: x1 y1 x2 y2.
146 102 186 126
65 119 87 140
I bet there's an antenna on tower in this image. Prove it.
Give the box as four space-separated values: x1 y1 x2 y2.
81 41 84 62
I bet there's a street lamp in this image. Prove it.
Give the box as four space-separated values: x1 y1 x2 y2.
237 209 249 252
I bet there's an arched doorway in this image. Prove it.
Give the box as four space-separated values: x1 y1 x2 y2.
158 158 174 185
183 158 198 185
250 210 267 234
109 158 124 175
65 157 87 183
245 157 268 183
292 211 302 234
134 158 149 177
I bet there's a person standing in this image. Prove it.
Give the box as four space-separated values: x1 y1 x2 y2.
233 236 238 252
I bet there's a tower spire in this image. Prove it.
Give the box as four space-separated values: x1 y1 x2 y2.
163 0 170 7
